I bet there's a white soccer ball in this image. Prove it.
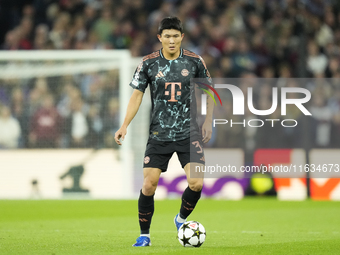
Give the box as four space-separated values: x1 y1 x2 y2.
177 221 206 247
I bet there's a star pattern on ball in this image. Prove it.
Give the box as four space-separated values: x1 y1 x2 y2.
177 221 206 248
181 222 191 231
180 234 191 246
194 240 203 247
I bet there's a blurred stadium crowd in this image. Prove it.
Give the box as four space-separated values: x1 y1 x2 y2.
0 0 340 150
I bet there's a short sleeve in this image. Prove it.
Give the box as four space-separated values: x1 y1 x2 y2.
196 56 213 87
129 59 149 92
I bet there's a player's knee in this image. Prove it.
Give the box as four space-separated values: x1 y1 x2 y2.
189 181 203 192
143 178 158 195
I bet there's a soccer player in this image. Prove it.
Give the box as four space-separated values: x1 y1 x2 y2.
114 17 214 247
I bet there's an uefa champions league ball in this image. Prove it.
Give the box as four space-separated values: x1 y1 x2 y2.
177 221 206 247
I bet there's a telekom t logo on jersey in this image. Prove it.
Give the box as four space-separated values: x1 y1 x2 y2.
165 82 181 102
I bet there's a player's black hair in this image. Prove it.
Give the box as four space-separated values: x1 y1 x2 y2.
158 17 183 35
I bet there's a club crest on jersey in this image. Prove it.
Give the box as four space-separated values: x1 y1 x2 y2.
181 69 189 76
155 71 164 78
144 156 150 164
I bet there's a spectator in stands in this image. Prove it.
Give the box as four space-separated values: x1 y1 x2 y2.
67 98 89 148
256 105 285 149
309 93 333 147
2 29 21 50
69 15 87 43
49 12 70 49
212 99 245 148
92 9 115 44
108 20 134 49
313 15 334 48
103 98 119 148
57 82 78 118
80 73 100 101
29 94 63 148
87 104 103 148
10 88 29 148
33 24 49 50
331 112 340 147
28 77 50 117
148 1 174 27
18 16 33 50
307 41 328 76
83 3 98 31
1 0 340 150
230 39 257 77
0 105 21 149
329 88 340 147
329 87 340 114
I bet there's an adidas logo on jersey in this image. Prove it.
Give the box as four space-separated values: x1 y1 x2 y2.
155 71 164 78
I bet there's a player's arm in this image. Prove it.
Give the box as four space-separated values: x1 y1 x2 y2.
114 89 144 145
197 56 214 143
202 90 214 143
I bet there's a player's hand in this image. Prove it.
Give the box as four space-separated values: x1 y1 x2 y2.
114 127 127 145
202 120 212 143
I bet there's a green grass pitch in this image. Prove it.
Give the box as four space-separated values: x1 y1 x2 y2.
1 198 339 254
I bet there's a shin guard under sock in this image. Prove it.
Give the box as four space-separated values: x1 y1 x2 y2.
179 186 202 219
138 190 154 234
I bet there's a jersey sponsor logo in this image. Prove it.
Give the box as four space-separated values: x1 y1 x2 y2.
181 69 189 76
144 156 150 164
155 71 164 78
165 82 181 102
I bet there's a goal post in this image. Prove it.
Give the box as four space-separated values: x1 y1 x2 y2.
0 50 149 199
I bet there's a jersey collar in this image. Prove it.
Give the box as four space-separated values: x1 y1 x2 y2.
159 48 183 59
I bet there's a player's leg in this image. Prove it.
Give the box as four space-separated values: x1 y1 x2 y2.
177 163 204 222
174 163 204 230
134 147 173 247
174 137 205 230
133 167 161 247
139 167 162 233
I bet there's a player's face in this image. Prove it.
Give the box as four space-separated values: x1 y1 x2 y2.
158 29 184 57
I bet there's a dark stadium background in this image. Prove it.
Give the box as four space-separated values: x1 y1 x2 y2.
0 0 339 197
1 1 340 254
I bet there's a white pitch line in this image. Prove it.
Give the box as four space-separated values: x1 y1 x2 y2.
241 231 263 234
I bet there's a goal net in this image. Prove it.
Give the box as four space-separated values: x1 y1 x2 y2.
0 50 150 198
